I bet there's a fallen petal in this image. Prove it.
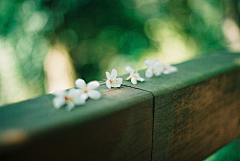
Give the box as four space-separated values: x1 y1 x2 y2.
66 102 75 111
53 90 65 97
170 66 178 72
53 97 65 109
113 78 123 87
68 88 81 97
126 66 134 74
87 81 100 90
106 80 112 89
131 77 137 84
81 93 89 99
81 94 88 100
137 77 145 82
106 71 111 80
126 75 132 80
145 68 153 78
111 69 117 78
88 90 101 100
74 96 86 105
163 70 170 74
75 79 86 89
144 59 154 67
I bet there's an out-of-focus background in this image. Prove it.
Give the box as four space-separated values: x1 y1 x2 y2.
0 0 240 106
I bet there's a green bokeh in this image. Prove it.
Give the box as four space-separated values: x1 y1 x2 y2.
204 137 240 161
0 0 238 105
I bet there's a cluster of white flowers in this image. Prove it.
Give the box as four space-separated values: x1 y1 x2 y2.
53 79 101 111
53 59 177 111
144 59 178 78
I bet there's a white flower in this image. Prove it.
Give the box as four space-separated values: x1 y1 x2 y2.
162 62 178 74
75 78 101 100
125 66 144 84
145 59 163 78
106 69 123 89
53 88 87 111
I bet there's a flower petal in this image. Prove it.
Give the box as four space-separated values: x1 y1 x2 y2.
70 90 87 105
145 68 153 78
87 81 100 90
131 77 137 84
82 93 89 99
137 77 145 82
75 78 86 89
153 61 163 75
106 71 111 80
68 88 81 97
163 70 170 74
154 70 162 76
111 69 117 78
126 75 132 80
53 90 65 97
81 94 88 100
88 90 101 100
106 80 112 89
144 59 150 67
126 66 134 74
154 60 162 65
170 66 178 73
53 97 65 109
144 59 154 67
112 78 122 87
66 102 75 111
73 96 86 105
154 61 163 68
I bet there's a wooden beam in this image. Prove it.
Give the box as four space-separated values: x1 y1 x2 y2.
0 87 153 161
122 52 240 160
154 69 240 160
0 51 239 160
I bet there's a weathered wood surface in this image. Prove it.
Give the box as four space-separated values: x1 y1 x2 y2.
0 87 153 161
153 69 240 161
122 52 240 160
121 52 240 161
0 51 240 161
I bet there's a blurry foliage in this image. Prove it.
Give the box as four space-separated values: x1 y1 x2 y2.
204 137 240 161
0 0 239 105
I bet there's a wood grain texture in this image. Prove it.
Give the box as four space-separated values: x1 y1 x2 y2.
0 86 153 161
152 69 240 161
175 69 239 160
121 52 240 160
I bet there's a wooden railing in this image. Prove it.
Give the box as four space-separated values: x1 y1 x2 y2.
0 52 239 161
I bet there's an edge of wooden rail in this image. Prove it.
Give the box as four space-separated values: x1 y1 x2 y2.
0 86 154 160
0 51 239 160
121 51 240 95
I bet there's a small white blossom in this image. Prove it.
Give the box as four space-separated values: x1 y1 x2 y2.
75 78 101 100
53 88 87 111
145 59 163 78
125 66 144 84
106 69 123 89
162 62 178 74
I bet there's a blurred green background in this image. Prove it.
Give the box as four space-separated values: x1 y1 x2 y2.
0 0 240 105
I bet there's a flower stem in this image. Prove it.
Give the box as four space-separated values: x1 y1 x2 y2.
99 81 106 85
